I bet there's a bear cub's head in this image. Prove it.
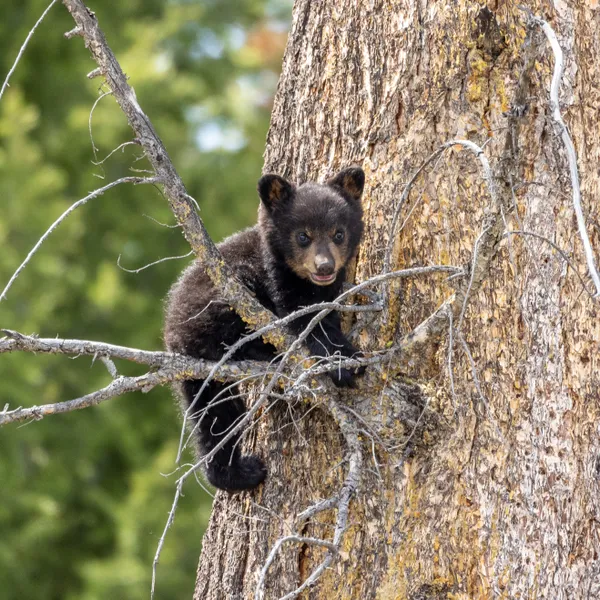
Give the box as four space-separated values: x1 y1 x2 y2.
257 168 364 286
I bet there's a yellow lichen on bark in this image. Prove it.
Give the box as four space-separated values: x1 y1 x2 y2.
196 1 600 598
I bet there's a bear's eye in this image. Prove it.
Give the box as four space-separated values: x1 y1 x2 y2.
333 230 345 244
296 232 311 246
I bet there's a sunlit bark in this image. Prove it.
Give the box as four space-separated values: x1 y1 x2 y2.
196 2 600 598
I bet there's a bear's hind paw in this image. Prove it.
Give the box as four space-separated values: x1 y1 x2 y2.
206 455 267 492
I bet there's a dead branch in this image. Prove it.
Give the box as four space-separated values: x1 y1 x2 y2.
0 0 59 101
0 176 160 301
117 250 194 273
255 395 362 600
504 230 594 296
1 259 453 431
180 264 460 448
0 361 268 428
61 0 293 349
88 90 112 165
532 15 600 297
0 329 254 373
0 330 178 366
92 140 139 166
379 137 499 356
0 371 167 425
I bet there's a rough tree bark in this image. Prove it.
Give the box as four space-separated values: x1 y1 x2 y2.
195 0 600 598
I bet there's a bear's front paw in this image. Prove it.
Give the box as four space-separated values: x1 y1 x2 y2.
352 355 367 378
329 359 366 388
329 367 359 388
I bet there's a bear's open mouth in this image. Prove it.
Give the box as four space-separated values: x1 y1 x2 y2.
310 272 337 285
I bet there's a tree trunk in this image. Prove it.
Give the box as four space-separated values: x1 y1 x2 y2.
195 1 600 598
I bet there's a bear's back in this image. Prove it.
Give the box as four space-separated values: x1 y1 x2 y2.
163 225 271 360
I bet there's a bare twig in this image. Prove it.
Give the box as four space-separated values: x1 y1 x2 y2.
255 396 362 600
143 214 180 228
532 16 600 297
388 28 542 364
117 250 194 273
383 145 448 274
92 140 139 166
0 0 59 101
88 90 112 166
384 138 496 278
99 355 118 378
87 67 102 79
256 536 338 597
151 480 183 597
62 0 292 348
295 496 340 527
504 230 594 296
383 138 497 338
458 333 504 441
446 307 457 410
0 177 160 302
456 226 492 332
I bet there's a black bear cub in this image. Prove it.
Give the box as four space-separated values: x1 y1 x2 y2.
163 167 365 491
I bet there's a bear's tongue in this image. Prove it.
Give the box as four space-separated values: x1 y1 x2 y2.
312 273 335 282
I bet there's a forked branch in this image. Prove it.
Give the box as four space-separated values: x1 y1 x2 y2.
61 0 293 347
4 3 597 600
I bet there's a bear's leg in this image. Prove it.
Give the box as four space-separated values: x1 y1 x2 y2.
182 380 267 491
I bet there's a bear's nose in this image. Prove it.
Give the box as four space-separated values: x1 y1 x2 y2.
315 255 334 276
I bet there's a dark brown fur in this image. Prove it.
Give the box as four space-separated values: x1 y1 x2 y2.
163 168 366 491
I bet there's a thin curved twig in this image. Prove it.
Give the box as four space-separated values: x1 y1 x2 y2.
504 230 594 297
532 16 600 297
117 250 194 273
0 176 160 301
0 0 59 101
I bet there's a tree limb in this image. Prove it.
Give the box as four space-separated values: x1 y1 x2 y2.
61 0 293 347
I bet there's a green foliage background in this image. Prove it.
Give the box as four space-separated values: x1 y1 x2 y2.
0 1 290 598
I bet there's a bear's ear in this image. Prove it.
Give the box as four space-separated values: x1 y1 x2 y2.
257 174 294 211
328 167 365 202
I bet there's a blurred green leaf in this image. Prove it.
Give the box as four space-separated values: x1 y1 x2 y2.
0 0 291 598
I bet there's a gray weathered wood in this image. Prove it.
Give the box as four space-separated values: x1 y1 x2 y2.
196 1 600 598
